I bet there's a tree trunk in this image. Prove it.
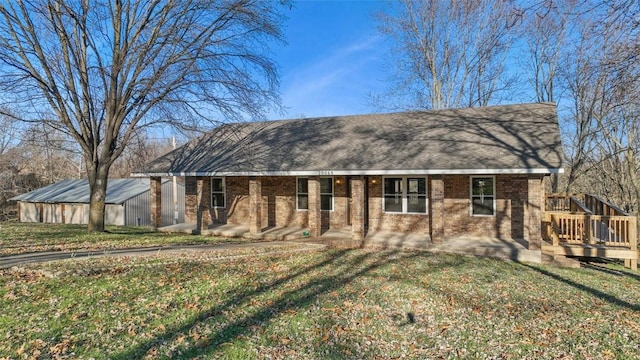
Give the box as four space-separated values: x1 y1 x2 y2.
87 162 110 232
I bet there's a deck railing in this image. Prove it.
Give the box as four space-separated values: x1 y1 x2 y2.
544 194 638 250
545 212 637 248
545 194 591 213
583 194 629 216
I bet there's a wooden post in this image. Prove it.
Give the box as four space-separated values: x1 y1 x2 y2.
628 216 637 271
584 213 592 245
551 214 560 246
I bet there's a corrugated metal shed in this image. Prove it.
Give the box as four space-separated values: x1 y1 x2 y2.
10 179 184 226
10 179 152 204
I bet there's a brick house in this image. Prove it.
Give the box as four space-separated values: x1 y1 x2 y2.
133 102 563 250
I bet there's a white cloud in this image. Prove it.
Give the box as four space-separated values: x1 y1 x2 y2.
274 35 386 119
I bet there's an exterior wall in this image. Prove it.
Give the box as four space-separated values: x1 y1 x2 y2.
181 174 543 242
186 176 309 229
42 204 63 223
162 179 186 226
258 177 305 228
225 176 248 224
126 180 184 227
329 176 349 229
18 202 39 222
126 189 151 226
367 176 431 234
184 177 197 223
527 176 544 249
105 204 125 226
66 204 89 224
442 174 529 239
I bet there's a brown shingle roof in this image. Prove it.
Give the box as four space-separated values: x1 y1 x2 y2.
134 102 563 176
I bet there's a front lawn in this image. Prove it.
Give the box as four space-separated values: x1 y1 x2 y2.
0 222 249 256
1 247 639 359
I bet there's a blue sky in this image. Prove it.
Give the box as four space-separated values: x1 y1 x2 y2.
268 0 388 120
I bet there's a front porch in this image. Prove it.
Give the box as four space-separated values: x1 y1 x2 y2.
159 222 308 241
543 194 638 270
159 222 544 263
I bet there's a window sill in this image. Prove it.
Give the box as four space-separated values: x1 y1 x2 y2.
383 211 429 215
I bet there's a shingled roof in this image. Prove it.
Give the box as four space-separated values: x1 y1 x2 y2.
134 102 564 177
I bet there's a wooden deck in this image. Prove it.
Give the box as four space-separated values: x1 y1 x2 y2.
543 194 638 270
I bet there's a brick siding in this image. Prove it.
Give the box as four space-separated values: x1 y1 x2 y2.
442 174 531 239
181 174 542 243
367 176 430 234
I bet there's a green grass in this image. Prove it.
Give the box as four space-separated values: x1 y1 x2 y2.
1 243 639 359
0 222 252 256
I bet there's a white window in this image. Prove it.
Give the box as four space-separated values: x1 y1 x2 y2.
297 177 333 211
383 177 427 214
470 176 495 216
211 177 226 208
320 177 333 211
297 177 308 210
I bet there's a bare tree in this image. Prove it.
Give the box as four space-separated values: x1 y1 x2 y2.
110 131 174 178
19 123 82 183
519 0 577 103
0 0 287 231
375 0 517 110
555 0 640 215
518 0 580 193
0 109 19 155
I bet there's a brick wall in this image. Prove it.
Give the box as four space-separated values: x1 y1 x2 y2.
257 177 307 228
367 176 430 234
186 176 308 229
226 176 249 225
150 177 162 229
527 176 544 249
184 177 196 223
181 174 542 241
330 176 348 229
442 174 529 239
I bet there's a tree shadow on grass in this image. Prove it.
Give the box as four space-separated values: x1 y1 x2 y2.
518 263 640 312
113 249 446 359
579 259 640 283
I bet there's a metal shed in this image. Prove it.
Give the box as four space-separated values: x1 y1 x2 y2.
10 178 184 226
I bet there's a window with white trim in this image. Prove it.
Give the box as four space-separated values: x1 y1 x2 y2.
320 177 333 211
297 177 308 210
471 176 495 216
211 177 226 208
383 177 427 213
297 177 333 211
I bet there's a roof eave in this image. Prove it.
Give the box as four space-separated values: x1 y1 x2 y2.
132 167 564 177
